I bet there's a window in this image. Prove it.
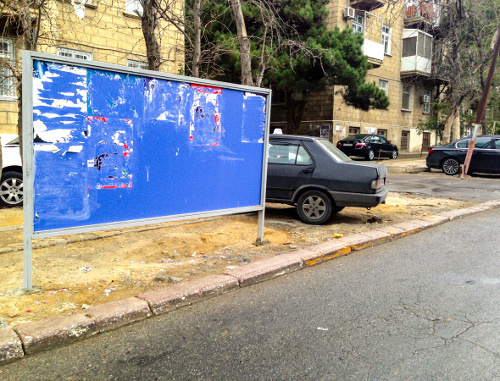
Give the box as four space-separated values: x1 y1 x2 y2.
268 144 313 165
417 33 433 59
382 25 392 55
494 139 500 149
353 15 364 35
377 129 387 138
422 90 432 114
402 86 412 111
127 59 148 69
475 137 493 149
0 39 16 98
403 33 432 58
378 80 389 96
57 48 93 60
349 126 360 135
126 0 143 16
402 37 417 57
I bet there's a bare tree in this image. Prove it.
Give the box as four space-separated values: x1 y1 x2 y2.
140 0 162 70
228 0 253 86
434 0 500 143
0 0 49 158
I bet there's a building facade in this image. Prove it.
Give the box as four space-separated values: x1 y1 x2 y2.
271 0 443 153
0 0 184 135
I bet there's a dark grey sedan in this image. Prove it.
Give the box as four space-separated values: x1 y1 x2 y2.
426 135 500 175
266 135 388 224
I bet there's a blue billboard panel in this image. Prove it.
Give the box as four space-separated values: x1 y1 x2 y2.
31 60 267 232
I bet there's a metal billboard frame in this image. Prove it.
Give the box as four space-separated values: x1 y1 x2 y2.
22 51 271 289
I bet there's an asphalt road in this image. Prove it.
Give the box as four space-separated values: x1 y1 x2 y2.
1 208 499 380
387 172 500 202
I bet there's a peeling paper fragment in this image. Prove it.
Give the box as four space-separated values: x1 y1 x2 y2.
34 144 61 153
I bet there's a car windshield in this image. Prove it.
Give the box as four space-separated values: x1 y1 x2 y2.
316 139 352 162
343 134 368 141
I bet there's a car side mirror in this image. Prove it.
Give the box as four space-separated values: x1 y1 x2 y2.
388 140 391 144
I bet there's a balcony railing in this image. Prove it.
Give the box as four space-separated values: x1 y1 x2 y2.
362 39 384 65
404 0 441 28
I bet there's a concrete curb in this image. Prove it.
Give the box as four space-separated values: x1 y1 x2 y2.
1 199 499 364
386 165 429 174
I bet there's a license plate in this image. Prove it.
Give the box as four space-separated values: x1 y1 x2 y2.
343 143 353 146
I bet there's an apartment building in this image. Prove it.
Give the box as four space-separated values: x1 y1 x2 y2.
0 0 184 135
271 0 443 153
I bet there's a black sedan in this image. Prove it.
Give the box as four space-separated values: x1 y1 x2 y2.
426 135 500 175
336 134 398 161
266 134 388 224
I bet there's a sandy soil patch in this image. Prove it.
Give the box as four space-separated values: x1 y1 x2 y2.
0 193 472 328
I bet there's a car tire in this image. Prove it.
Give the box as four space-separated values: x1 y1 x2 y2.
365 149 375 161
0 171 23 207
390 150 398 159
296 190 332 225
441 157 460 176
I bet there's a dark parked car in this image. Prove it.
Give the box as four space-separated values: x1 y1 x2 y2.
426 135 500 176
336 134 398 160
266 134 388 224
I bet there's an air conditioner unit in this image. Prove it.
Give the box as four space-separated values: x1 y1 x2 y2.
344 7 355 19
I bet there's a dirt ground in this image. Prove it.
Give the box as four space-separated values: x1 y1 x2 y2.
0 193 472 328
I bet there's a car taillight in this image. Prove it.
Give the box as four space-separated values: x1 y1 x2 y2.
371 178 385 190
428 148 434 155
355 142 366 147
337 142 342 146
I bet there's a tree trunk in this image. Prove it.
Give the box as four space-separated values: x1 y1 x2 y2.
191 0 202 77
442 107 455 144
451 105 461 141
141 0 161 71
285 95 307 134
228 0 253 86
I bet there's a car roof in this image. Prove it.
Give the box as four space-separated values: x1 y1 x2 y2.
269 134 323 142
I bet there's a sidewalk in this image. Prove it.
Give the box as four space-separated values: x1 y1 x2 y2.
375 153 429 174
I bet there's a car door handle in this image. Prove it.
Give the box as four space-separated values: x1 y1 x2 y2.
302 168 314 174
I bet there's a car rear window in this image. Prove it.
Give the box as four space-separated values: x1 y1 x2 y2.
316 139 352 163
343 134 367 141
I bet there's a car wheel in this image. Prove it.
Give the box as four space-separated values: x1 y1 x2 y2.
390 150 398 159
0 171 23 207
296 190 332 225
441 157 460 176
365 149 375 161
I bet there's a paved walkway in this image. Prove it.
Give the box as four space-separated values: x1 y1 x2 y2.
374 153 429 174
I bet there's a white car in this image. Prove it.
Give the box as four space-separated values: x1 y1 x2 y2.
0 134 23 207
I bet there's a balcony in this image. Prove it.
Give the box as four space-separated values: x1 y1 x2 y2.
400 29 432 77
350 0 385 11
404 0 441 29
362 39 384 67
